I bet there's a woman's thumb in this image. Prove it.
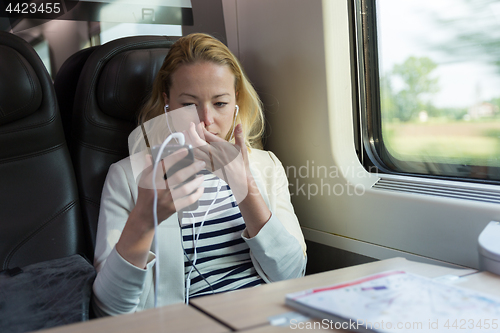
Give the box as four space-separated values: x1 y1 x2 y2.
234 124 244 147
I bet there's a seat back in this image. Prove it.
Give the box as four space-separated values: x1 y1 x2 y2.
55 36 175 259
54 46 99 152
0 32 85 269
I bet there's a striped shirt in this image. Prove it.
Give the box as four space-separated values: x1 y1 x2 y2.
180 169 264 298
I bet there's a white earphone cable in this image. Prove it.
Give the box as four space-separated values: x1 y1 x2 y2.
155 104 238 306
164 104 179 144
229 105 239 142
152 132 185 308
185 178 221 304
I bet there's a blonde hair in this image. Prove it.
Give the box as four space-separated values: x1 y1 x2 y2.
138 33 265 149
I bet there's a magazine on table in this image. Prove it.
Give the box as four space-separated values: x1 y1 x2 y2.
285 271 500 333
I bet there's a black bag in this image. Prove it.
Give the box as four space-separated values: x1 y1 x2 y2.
0 254 96 333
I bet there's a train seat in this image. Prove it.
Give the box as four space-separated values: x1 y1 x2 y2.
0 31 85 269
54 36 175 260
54 46 99 152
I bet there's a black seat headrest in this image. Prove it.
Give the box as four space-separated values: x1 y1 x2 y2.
97 48 168 123
0 45 42 126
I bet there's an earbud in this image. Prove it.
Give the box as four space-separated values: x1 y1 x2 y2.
229 105 239 141
163 104 177 143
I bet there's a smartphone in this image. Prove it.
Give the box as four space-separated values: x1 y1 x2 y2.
150 144 199 212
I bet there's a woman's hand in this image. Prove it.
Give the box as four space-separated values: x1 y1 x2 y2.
182 122 249 203
186 122 272 237
135 148 206 226
116 148 205 269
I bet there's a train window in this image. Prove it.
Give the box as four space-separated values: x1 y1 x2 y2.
356 0 500 182
100 22 181 44
2 0 192 76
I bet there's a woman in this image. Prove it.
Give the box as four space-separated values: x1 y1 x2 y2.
92 33 306 316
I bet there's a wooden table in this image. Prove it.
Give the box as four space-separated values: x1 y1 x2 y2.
38 303 230 333
36 257 493 333
189 257 477 331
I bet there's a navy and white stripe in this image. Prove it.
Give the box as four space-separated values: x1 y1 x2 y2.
180 169 264 298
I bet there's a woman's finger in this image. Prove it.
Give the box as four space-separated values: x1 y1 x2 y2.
194 122 206 141
234 124 246 154
171 184 205 212
192 144 216 171
185 122 207 148
202 126 224 143
170 174 204 201
138 154 170 190
166 160 205 188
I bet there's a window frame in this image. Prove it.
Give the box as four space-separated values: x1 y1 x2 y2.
353 0 500 185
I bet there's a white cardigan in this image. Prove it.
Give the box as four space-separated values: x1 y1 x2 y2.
92 148 307 316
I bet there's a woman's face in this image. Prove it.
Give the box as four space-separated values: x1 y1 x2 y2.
164 61 237 140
